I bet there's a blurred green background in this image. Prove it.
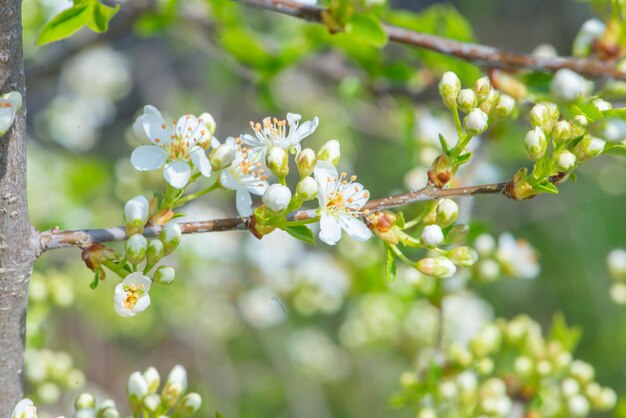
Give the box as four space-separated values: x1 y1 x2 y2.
20 0 626 417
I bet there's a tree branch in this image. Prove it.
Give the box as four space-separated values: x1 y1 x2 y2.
232 0 626 81
39 182 508 251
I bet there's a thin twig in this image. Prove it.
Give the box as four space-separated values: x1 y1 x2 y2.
39 182 508 251
232 0 626 81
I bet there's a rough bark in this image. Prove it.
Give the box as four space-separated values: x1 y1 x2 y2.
0 0 38 415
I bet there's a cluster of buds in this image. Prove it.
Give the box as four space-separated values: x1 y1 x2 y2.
12 366 202 418
606 248 626 304
471 232 540 281
430 73 515 188
126 365 201 417
396 315 616 417
507 100 606 200
23 349 84 404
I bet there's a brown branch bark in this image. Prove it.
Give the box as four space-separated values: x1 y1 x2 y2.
39 182 508 251
232 0 626 81
0 0 39 415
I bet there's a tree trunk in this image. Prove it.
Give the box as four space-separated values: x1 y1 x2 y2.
0 0 38 415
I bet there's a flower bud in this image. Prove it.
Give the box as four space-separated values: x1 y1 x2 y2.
416 257 456 278
198 112 217 135
174 393 202 417
154 266 175 285
126 234 148 265
570 115 588 138
573 135 605 162
436 199 458 227
530 103 552 130
492 94 515 120
142 394 161 414
98 407 120 418
561 377 580 398
296 177 317 201
143 367 161 393
317 140 340 165
209 142 236 169
457 88 477 113
524 127 548 160
75 393 96 410
573 19 606 57
610 282 626 304
464 108 489 136
127 372 149 412
478 89 499 114
555 150 577 171
551 69 590 102
448 246 478 267
598 387 617 410
162 365 188 406
473 76 491 104
439 71 461 108
552 120 572 144
146 240 165 265
124 196 150 235
295 148 316 178
159 222 182 255
262 184 292 212
421 224 444 247
514 356 533 377
568 395 590 416
12 399 37 418
593 98 612 111
266 146 289 178
471 324 501 357
505 168 537 200
570 360 594 383
75 408 96 418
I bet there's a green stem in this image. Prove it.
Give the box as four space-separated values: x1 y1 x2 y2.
283 217 319 227
143 263 155 275
102 259 130 278
390 244 414 267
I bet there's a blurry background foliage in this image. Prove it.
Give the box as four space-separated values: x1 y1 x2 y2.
19 0 626 417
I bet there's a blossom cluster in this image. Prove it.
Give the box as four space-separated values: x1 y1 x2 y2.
12 366 202 418
395 315 616 417
472 232 540 281
607 248 626 304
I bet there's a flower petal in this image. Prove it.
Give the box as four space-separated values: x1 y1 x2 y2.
143 113 172 146
0 107 15 136
241 133 264 147
164 160 192 189
190 147 212 177
133 294 151 314
236 187 253 216
175 114 209 146
319 214 342 246
339 215 372 242
246 179 269 196
220 167 240 191
291 116 319 145
131 145 167 171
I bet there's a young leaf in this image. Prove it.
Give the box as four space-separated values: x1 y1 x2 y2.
88 1 120 33
345 13 388 48
456 152 472 166
602 108 626 120
603 143 626 156
283 225 316 245
90 273 100 289
548 312 582 352
534 179 559 194
37 4 91 46
385 243 397 282
438 133 450 154
572 102 603 122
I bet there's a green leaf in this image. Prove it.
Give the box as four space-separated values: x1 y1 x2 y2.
37 0 120 46
90 273 100 289
438 134 450 154
88 1 120 33
572 102 603 122
603 142 626 155
549 312 582 352
534 179 559 194
283 225 316 245
396 211 406 229
602 108 626 120
456 152 472 166
345 13 388 48
215 413 225 418
37 4 91 46
384 244 397 282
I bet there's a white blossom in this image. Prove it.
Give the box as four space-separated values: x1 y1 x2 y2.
0 91 22 137
262 184 292 212
551 69 590 102
220 142 270 216
496 233 539 279
12 399 37 418
131 106 214 189
113 273 152 317
314 161 371 245
241 113 318 161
